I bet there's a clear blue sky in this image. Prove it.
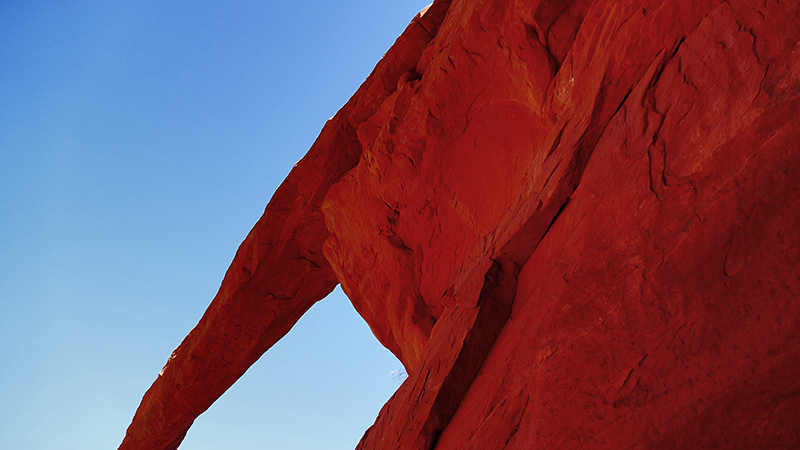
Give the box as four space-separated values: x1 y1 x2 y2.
0 1 424 449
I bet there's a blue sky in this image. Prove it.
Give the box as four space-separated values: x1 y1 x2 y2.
0 1 424 448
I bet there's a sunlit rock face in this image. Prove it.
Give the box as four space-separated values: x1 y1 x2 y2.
120 0 800 449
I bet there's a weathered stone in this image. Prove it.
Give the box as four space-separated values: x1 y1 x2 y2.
121 0 800 448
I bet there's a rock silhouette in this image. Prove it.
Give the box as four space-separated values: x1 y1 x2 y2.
120 0 800 448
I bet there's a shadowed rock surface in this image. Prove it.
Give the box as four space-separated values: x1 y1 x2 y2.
120 0 800 448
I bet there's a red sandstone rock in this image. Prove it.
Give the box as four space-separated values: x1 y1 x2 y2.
120 0 800 448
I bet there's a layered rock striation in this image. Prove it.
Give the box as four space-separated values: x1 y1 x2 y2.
120 0 800 448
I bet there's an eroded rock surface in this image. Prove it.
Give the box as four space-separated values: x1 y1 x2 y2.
120 0 800 448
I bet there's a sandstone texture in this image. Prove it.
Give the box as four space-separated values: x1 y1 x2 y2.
120 0 800 449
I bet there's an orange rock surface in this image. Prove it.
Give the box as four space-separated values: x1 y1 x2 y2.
120 0 800 448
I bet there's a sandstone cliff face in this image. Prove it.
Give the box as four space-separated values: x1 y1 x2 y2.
120 0 800 449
